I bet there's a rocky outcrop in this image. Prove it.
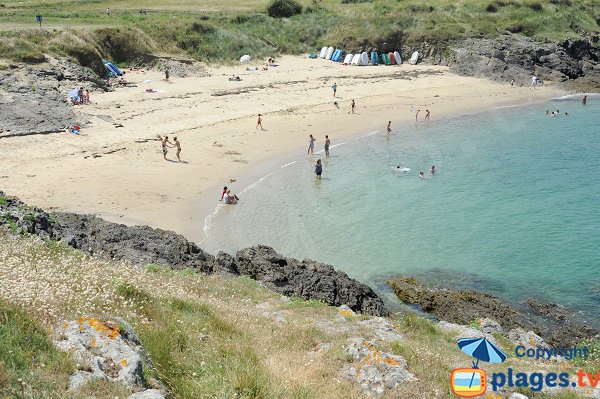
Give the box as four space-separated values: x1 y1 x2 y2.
0 191 389 316
387 277 599 347
235 246 389 316
341 337 416 396
447 34 600 87
0 58 108 138
54 316 165 398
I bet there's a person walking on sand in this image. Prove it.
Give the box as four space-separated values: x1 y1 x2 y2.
350 99 355 114
165 69 170 82
582 95 587 105
530 75 538 90
415 109 420 121
256 114 263 130
332 82 337 97
324 135 331 158
387 121 391 134
160 135 173 160
425 110 430 122
308 134 316 155
315 159 322 179
173 137 182 162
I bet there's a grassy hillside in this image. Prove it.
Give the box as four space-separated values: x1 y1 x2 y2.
0 230 598 398
0 0 598 67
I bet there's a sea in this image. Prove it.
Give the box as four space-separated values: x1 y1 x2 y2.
201 96 600 320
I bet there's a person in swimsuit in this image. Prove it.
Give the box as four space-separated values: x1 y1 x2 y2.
220 186 228 201
224 189 239 204
173 137 182 162
165 69 170 81
351 99 355 114
430 165 436 174
415 109 420 121
160 136 173 160
425 110 430 122
332 83 337 97
315 159 322 179
324 135 331 158
387 121 391 134
582 95 587 105
419 171 426 179
308 134 316 155
256 114 263 130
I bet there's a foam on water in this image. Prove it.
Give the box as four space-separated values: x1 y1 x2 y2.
202 99 600 318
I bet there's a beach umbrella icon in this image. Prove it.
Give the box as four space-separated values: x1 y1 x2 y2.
458 337 507 367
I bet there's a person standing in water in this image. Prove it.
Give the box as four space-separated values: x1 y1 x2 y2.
430 165 436 174
332 82 337 97
160 135 173 160
387 121 391 134
315 159 322 179
425 110 430 122
324 135 331 158
582 95 587 105
256 114 263 130
173 137 182 162
415 109 420 121
308 134 316 155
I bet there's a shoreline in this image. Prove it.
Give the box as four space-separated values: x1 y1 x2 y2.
0 56 570 240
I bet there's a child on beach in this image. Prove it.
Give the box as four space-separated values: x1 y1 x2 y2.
315 159 322 179
324 135 330 158
256 114 263 130
308 134 316 155
220 186 228 201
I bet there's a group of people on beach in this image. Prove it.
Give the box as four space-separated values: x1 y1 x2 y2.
69 87 91 105
159 135 182 162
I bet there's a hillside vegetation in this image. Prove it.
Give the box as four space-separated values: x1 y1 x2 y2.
0 230 598 398
0 0 598 69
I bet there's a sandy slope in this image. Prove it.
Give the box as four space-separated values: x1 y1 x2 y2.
0 55 566 241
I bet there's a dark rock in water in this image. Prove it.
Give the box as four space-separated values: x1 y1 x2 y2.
388 277 534 331
387 277 599 347
525 298 599 347
236 246 389 316
0 192 389 317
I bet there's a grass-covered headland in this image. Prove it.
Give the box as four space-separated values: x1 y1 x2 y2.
0 0 598 72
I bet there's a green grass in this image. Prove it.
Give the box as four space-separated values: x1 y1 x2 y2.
0 0 597 67
0 300 75 398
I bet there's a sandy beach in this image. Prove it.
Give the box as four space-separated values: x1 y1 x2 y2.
0 55 567 241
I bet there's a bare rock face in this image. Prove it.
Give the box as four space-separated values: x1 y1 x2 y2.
448 34 600 88
342 338 416 396
54 316 164 398
0 59 108 138
235 245 390 316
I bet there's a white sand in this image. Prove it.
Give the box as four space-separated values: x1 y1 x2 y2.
1 56 567 240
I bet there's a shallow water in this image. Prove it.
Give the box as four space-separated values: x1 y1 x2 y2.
202 97 600 319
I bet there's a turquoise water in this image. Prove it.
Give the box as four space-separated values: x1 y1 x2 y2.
202 98 600 318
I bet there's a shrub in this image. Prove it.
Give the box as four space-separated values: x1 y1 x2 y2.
486 3 498 12
267 0 302 18
341 0 372 3
530 2 543 11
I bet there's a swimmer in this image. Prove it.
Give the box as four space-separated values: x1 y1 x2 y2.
430 165 436 174
582 95 587 105
419 171 426 179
